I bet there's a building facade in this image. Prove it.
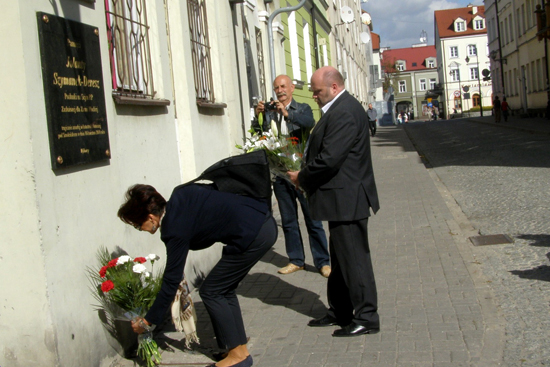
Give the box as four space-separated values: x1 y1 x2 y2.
327 0 373 108
485 0 548 115
0 0 374 366
435 5 492 119
381 45 439 119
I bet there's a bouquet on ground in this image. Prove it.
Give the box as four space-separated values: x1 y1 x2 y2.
88 248 163 367
237 121 305 182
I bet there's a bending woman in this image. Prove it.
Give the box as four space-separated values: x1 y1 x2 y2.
118 183 277 367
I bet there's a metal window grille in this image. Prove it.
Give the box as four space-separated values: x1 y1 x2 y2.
256 27 267 101
188 0 215 104
105 0 155 99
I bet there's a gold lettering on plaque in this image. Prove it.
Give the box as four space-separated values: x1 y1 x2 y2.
66 57 86 72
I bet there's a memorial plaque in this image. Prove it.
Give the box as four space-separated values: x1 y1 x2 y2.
37 12 110 169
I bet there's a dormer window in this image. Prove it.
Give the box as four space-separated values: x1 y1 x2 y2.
426 58 436 68
473 16 485 30
396 61 406 71
455 17 466 32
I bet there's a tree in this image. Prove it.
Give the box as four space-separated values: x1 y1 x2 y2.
381 59 400 93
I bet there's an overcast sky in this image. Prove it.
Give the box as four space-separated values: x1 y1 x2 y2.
361 0 485 49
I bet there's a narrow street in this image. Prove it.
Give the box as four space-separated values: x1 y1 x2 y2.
405 117 550 366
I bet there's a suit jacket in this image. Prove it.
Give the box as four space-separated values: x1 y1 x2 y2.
252 99 315 141
144 184 269 325
298 91 380 222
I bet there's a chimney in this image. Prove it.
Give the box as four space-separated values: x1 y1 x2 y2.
472 6 477 15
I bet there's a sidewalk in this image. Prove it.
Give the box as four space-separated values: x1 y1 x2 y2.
465 113 550 135
110 125 506 366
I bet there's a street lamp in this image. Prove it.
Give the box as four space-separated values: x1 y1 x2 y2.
465 46 483 117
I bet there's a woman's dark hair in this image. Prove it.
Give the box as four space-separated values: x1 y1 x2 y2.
117 184 167 227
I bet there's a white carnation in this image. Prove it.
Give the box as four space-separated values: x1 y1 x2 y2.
133 264 147 273
146 254 160 261
117 255 131 265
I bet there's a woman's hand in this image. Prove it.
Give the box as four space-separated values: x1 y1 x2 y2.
131 317 151 334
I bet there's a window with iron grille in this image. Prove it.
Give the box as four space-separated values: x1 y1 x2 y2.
188 0 225 107
105 0 169 105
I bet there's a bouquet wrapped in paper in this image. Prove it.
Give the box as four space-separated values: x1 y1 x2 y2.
88 248 197 367
237 121 305 183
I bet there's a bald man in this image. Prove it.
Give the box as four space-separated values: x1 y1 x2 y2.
289 67 380 337
252 75 330 278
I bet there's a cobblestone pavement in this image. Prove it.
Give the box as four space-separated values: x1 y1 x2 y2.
404 117 550 366
108 123 507 367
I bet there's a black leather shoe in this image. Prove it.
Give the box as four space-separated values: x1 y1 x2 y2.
308 314 339 327
332 323 380 337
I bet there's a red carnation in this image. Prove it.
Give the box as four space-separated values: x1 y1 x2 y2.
101 280 114 293
134 257 147 264
107 258 118 268
99 266 108 278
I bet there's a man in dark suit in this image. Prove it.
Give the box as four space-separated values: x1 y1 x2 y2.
288 66 380 337
252 75 330 278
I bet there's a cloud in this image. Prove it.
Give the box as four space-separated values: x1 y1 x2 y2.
362 0 483 49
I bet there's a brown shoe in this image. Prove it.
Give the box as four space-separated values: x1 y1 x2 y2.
278 263 304 274
319 265 331 278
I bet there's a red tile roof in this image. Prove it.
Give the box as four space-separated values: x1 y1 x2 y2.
381 46 436 71
435 5 486 39
372 32 380 51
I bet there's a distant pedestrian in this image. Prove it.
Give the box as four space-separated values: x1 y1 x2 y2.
432 108 437 121
403 111 409 123
501 97 509 122
367 103 378 136
493 96 502 123
397 112 403 124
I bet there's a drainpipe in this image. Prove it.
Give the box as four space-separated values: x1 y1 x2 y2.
311 4 320 69
230 3 248 139
494 0 505 97
267 0 307 98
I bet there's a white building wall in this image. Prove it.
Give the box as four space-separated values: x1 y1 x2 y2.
328 0 371 106
438 33 492 117
1 1 252 366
